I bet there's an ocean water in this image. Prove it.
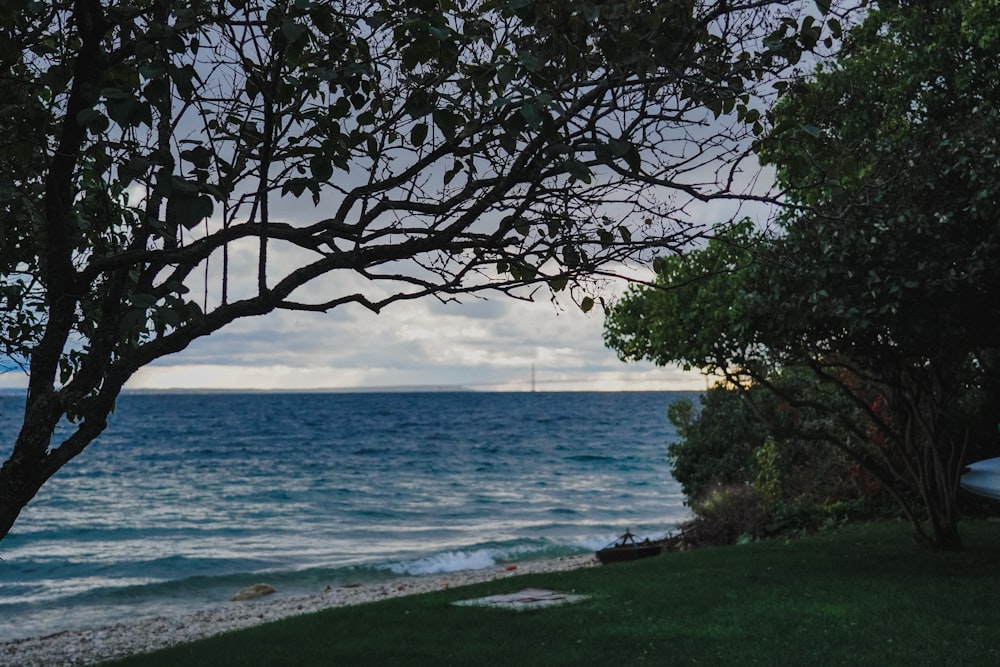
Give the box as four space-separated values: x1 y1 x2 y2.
0 391 693 642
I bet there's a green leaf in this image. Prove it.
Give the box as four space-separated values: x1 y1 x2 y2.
99 87 131 100
519 102 543 128
405 90 437 118
580 296 595 313
119 156 152 185
443 160 463 185
118 308 149 335
75 108 108 130
169 64 199 101
281 178 310 198
499 129 518 154
143 78 169 104
281 19 309 44
170 192 214 229
428 25 451 41
548 276 569 292
827 18 842 39
310 154 333 182
105 96 151 128
410 123 429 146
433 109 459 140
563 159 592 184
562 245 581 267
497 63 517 88
130 293 157 309
180 145 213 169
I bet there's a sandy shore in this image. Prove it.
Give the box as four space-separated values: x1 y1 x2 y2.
0 554 598 667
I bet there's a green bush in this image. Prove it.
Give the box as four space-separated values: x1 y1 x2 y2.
685 483 771 546
669 381 899 541
667 389 766 501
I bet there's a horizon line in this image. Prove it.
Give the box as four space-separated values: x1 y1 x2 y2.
0 384 702 395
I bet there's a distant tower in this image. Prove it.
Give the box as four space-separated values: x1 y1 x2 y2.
531 364 536 393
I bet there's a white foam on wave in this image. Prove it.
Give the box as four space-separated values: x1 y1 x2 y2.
386 549 501 575
0 575 164 607
381 537 600 576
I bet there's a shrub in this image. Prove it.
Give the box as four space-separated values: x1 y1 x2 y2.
668 380 905 543
685 484 771 546
667 389 766 501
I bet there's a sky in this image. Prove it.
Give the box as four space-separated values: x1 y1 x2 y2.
0 73 776 396
0 186 762 394
0 168 766 394
126 290 709 392
0 182 761 395
0 167 762 397
0 277 709 393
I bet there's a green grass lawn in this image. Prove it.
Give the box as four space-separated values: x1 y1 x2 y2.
103 520 1000 666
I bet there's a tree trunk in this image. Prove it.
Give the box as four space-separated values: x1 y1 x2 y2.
908 455 963 551
0 455 48 542
921 478 963 551
0 410 58 541
0 390 109 542
910 507 962 551
929 516 962 551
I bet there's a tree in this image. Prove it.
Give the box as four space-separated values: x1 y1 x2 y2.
606 0 1000 549
667 380 869 512
606 225 885 525
0 0 835 542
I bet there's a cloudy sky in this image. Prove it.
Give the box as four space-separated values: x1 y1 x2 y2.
0 280 707 393
127 286 709 392
0 184 765 395
1 131 773 396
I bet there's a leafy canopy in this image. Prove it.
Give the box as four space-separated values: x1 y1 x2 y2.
607 0 1000 549
0 0 835 541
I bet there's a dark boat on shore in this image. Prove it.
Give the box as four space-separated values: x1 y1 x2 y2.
595 530 663 565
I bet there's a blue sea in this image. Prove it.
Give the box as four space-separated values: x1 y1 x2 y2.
0 391 693 642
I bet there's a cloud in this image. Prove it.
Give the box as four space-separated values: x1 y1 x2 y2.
109 142 771 393
0 253 708 393
2 166 774 394
113 284 705 391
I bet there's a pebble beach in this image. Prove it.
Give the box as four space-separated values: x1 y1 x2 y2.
1 554 597 667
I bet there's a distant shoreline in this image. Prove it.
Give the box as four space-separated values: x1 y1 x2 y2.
120 384 479 394
1 387 697 396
